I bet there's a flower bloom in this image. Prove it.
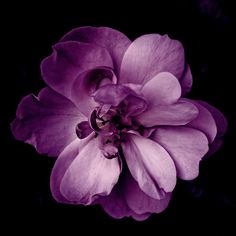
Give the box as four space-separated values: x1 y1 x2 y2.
11 26 227 220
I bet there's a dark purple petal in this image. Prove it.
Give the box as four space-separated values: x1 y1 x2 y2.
71 67 117 116
136 99 199 127
119 34 185 85
125 175 172 214
121 134 176 200
11 87 85 156
60 26 131 74
41 41 113 100
180 64 193 96
59 137 121 205
185 99 217 143
141 72 181 105
152 127 209 180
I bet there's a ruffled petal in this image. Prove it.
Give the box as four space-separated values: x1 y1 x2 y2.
180 64 193 96
141 72 181 105
121 134 176 199
60 26 131 74
185 99 217 143
59 137 121 205
136 99 199 127
119 34 185 85
152 127 209 180
41 41 113 100
125 174 172 215
11 87 85 156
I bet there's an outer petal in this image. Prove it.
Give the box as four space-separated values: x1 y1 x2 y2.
180 64 193 96
119 34 185 85
60 26 131 73
41 41 113 100
121 134 176 200
60 137 121 205
185 99 217 143
152 127 209 180
125 175 172 215
11 87 85 156
141 72 181 105
136 99 199 127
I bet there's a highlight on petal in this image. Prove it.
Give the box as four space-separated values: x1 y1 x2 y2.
59 137 121 205
41 41 113 100
141 72 181 106
121 134 176 200
185 99 217 143
119 34 185 85
152 127 209 180
11 87 86 156
136 99 199 127
60 26 131 73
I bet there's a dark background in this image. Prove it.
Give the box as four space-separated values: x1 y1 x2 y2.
3 0 235 233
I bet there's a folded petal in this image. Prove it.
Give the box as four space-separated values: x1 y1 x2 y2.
136 99 199 127
152 127 209 180
60 26 131 73
180 64 193 96
60 137 121 205
121 134 176 199
119 34 185 85
11 87 85 156
125 175 172 214
141 72 181 105
41 41 113 100
185 99 217 143
71 67 117 116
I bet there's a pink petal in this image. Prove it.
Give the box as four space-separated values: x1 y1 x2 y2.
141 72 181 105
136 99 199 127
121 134 176 199
152 127 209 180
119 34 185 85
60 137 121 205
180 64 193 96
185 99 217 143
71 67 117 116
60 26 131 73
125 175 172 214
41 41 113 100
11 87 85 156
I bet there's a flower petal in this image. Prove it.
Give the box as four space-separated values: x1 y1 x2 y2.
41 41 113 100
119 34 185 85
60 26 131 74
11 87 85 156
125 175 172 214
141 72 181 105
180 64 193 96
152 127 209 180
60 137 121 205
121 134 176 199
71 67 117 116
185 99 217 143
136 99 199 127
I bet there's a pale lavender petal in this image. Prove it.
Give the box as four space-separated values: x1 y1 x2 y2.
141 72 181 105
41 41 113 100
60 26 131 73
136 99 199 127
125 175 172 215
121 134 176 200
60 137 121 205
119 34 185 85
185 99 217 143
180 64 193 96
152 127 209 180
71 67 117 116
11 87 86 156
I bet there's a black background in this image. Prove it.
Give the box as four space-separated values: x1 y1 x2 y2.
3 0 236 233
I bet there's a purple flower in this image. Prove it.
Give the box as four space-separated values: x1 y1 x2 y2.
11 26 227 220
